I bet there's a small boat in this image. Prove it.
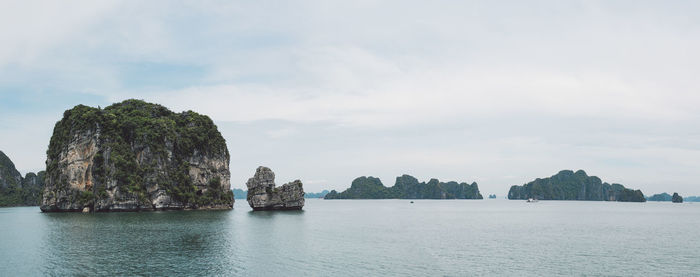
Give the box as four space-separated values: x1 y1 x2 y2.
410 201 414 204
526 198 539 203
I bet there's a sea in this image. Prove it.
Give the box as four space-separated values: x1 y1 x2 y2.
1 199 698 276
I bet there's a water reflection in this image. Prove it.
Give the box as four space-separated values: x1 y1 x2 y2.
246 209 305 218
39 210 237 276
4 200 698 276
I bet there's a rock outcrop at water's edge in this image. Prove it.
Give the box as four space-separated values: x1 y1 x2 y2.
246 166 304 210
507 170 646 202
40 100 233 212
672 192 683 203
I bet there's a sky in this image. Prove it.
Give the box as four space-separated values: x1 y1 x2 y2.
1 1 699 195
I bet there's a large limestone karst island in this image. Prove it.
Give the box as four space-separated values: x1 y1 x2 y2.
40 100 233 212
324 175 483 199
507 170 646 202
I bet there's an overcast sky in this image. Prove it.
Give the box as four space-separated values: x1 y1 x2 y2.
1 1 699 195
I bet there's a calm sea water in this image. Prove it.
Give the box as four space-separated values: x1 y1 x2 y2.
1 199 699 276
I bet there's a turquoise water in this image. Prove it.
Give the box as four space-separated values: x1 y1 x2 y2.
1 200 699 276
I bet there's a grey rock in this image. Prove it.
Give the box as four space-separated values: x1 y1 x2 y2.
246 166 304 210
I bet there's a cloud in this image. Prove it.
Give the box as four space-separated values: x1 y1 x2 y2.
2 1 700 194
121 64 694 129
0 1 117 66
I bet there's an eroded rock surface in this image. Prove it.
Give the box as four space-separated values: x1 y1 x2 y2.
40 100 233 212
246 166 304 210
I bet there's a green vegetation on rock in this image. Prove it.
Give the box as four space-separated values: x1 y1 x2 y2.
0 151 45 206
42 99 232 212
507 170 646 202
324 175 483 199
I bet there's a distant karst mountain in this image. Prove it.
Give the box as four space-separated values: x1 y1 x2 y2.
647 192 673 201
0 151 45 206
233 188 247 199
41 99 233 212
324 175 483 199
305 190 330 198
684 196 700 202
508 170 646 202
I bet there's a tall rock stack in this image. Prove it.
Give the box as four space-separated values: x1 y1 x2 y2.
246 166 305 210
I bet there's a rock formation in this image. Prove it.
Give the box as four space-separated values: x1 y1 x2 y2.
647 192 673 201
41 100 233 212
324 174 483 199
672 192 683 203
0 150 45 206
507 170 646 202
246 166 304 210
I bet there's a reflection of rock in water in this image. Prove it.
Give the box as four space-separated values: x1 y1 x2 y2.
246 166 305 211
39 211 235 275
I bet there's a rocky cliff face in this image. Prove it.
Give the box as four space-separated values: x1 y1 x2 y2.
0 151 22 189
0 151 45 206
41 100 233 212
507 170 646 202
246 166 304 210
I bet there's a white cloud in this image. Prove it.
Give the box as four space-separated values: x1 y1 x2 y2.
2 1 700 194
118 65 695 129
0 1 118 66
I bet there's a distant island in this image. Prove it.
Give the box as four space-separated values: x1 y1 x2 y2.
0 151 45 206
488 194 497 199
324 175 483 199
508 170 646 202
41 100 233 212
233 188 247 199
305 190 330 198
684 196 700 202
647 192 673 201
